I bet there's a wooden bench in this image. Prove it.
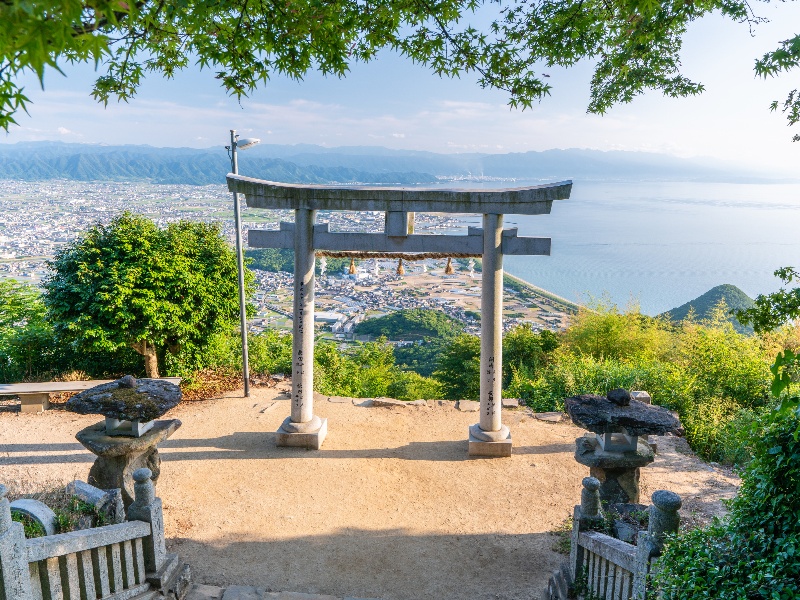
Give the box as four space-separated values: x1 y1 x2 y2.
0 378 182 413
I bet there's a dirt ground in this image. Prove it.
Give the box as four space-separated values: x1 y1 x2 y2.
0 388 740 600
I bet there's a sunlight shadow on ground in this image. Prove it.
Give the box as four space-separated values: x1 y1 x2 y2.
169 528 560 600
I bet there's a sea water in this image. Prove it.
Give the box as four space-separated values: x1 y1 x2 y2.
451 180 800 315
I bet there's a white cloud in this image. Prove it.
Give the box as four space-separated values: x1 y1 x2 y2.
57 126 75 135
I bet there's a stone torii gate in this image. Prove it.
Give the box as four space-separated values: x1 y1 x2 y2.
227 174 572 456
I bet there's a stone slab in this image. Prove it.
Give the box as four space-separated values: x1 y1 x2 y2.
67 376 181 422
326 396 352 403
0 378 181 395
186 584 224 600
468 432 512 457
501 398 520 408
534 412 565 423
65 480 125 524
457 400 480 412
352 399 373 407
76 419 181 458
222 586 266 600
265 594 340 600
565 394 681 437
372 398 408 408
276 418 327 450
574 434 654 469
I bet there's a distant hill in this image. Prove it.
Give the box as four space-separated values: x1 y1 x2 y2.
659 284 755 333
0 141 788 185
355 309 464 341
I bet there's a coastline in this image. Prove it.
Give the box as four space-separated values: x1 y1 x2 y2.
502 271 581 314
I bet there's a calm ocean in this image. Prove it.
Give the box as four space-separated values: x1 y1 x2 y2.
451 180 800 315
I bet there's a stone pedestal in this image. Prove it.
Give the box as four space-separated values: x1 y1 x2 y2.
574 434 654 504
468 433 513 457
76 419 181 507
468 423 512 457
276 416 327 450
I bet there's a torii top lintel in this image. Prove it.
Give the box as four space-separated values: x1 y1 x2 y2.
227 174 572 215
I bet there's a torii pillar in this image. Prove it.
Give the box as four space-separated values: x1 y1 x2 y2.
278 207 328 449
468 212 511 456
226 175 572 455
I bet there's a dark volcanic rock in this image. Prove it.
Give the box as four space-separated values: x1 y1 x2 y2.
607 388 631 406
565 394 681 437
67 376 181 422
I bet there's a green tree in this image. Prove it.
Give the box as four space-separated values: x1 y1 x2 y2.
0 279 53 381
738 267 800 334
4 0 795 136
737 266 800 427
355 309 464 340
502 324 558 385
351 337 397 398
44 212 252 378
433 333 481 400
245 249 348 276
562 301 671 362
387 370 442 400
654 407 800 597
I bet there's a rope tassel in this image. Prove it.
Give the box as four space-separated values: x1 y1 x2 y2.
349 257 356 274
396 258 405 275
444 257 454 275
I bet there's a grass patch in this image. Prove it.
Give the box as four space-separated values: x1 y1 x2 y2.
550 515 573 555
7 482 110 537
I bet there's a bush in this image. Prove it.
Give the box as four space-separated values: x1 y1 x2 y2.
654 408 800 598
387 371 442 400
562 299 671 362
511 353 663 413
506 302 775 463
433 334 481 400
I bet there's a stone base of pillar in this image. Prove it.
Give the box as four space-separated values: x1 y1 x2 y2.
468 425 512 457
276 417 327 450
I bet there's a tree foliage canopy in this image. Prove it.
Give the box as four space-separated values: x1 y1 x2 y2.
355 308 464 340
2 0 798 135
0 279 53 381
43 212 253 377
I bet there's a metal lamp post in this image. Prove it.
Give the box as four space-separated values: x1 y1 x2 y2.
227 130 260 396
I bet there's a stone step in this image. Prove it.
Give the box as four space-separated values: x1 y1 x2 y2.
130 590 161 600
186 584 225 600
209 586 380 600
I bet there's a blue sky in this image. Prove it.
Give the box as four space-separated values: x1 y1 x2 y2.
3 4 800 173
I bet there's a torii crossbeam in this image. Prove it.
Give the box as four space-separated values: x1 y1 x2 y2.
227 174 572 456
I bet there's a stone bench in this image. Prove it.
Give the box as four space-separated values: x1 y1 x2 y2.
0 378 182 413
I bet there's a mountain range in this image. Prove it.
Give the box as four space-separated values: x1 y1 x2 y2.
0 142 790 186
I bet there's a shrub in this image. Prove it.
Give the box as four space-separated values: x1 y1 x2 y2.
387 371 442 400
654 408 800 598
562 299 671 362
433 334 481 400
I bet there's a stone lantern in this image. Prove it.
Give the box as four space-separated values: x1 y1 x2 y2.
68 376 182 507
564 389 682 504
